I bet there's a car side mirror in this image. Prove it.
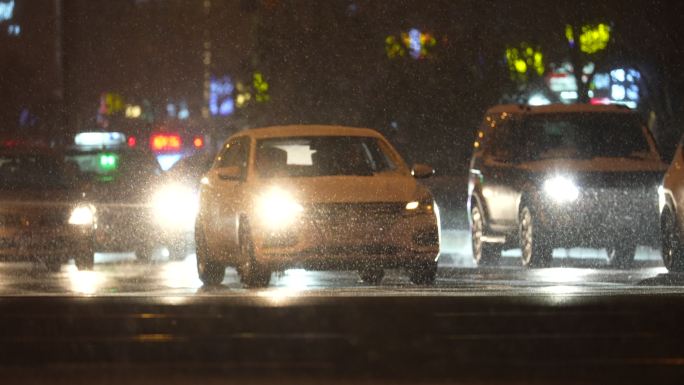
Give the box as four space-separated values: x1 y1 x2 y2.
411 164 434 179
217 166 243 181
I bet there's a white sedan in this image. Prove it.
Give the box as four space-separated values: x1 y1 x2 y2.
195 125 440 287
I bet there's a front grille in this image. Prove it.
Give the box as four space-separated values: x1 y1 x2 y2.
308 202 404 223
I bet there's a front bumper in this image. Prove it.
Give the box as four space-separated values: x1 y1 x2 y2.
0 226 93 261
94 205 162 252
537 188 660 248
247 210 440 270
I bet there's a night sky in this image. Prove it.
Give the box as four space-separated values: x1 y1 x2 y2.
2 0 684 172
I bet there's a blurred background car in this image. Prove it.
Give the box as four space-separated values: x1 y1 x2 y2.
659 135 684 272
67 133 167 261
154 151 216 260
195 125 440 287
468 104 667 268
0 144 95 271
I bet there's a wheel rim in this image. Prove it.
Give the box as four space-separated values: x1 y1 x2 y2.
471 207 483 262
662 213 676 269
520 208 533 265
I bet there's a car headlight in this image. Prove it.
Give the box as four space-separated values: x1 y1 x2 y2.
256 187 304 229
69 204 96 226
543 176 579 203
405 196 435 214
152 183 199 229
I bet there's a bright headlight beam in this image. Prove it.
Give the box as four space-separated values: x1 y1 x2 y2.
69 204 95 225
152 184 199 229
256 187 303 229
543 176 579 203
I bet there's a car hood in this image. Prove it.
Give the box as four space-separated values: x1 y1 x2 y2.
253 174 429 204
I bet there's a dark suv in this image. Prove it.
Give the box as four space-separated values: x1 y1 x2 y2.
468 104 667 268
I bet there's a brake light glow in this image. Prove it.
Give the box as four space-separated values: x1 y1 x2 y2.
193 136 204 148
150 133 182 152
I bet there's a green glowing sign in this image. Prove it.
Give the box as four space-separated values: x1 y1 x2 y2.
98 153 119 172
566 23 611 54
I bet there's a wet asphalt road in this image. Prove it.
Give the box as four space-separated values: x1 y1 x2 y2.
0 248 681 296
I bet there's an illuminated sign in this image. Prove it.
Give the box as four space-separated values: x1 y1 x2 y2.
505 43 544 82
385 28 436 60
75 132 126 147
0 1 14 22
150 133 182 152
209 76 234 116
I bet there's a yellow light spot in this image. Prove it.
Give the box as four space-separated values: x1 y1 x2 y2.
478 131 484 138
474 141 480 148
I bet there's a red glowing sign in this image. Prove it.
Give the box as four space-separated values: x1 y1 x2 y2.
127 136 136 147
150 133 182 152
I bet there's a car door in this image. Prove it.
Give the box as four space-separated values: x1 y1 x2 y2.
204 136 250 252
479 115 524 231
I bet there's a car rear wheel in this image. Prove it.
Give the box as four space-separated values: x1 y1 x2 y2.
196 228 225 286
606 244 637 269
237 225 271 288
408 261 437 285
519 205 552 268
471 205 502 266
45 259 63 273
135 244 154 262
662 209 684 272
75 248 95 271
359 267 385 285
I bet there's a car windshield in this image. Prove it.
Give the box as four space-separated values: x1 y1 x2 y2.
488 113 652 161
0 153 74 190
256 136 397 177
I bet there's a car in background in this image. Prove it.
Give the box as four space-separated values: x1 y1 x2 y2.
0 146 96 271
659 135 684 272
67 147 166 261
468 104 667 268
154 151 215 260
195 125 440 287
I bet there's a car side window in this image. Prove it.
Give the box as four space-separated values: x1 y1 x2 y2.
215 137 249 170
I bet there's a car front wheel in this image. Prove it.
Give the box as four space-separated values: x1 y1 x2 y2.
359 267 385 285
196 227 225 286
662 209 684 272
471 205 502 266
606 244 637 269
237 225 271 288
75 247 95 270
519 205 552 268
408 261 437 285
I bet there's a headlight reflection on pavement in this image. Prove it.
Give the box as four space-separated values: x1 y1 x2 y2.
162 254 203 289
258 269 316 304
533 267 594 283
65 265 104 295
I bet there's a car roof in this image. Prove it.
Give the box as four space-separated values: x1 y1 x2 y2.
485 103 634 116
232 125 385 140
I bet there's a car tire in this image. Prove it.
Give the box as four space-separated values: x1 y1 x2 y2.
135 245 154 262
237 225 271 288
75 248 95 271
45 259 63 272
408 261 437 285
358 267 385 285
519 205 552 268
196 228 225 286
606 244 637 269
661 209 684 272
471 205 502 266
167 242 187 261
